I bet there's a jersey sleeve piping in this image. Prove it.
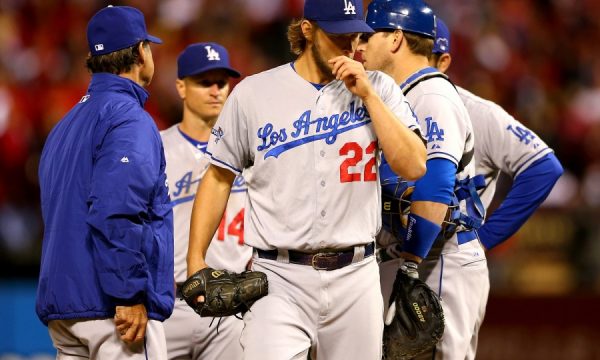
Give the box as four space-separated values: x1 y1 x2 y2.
513 147 553 177
205 150 243 174
426 151 459 165
171 194 196 207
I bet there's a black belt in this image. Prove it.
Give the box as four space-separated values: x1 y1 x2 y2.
256 242 375 271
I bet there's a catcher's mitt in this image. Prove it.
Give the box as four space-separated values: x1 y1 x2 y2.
383 270 445 360
180 267 268 317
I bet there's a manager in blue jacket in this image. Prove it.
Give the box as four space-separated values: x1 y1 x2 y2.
36 5 174 358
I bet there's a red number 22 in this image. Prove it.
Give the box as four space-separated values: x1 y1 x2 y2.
339 141 377 183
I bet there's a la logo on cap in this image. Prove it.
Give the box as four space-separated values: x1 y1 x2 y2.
95 44 104 51
437 38 449 51
343 0 356 15
205 45 220 61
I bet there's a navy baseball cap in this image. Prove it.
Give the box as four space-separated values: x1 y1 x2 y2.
433 18 450 54
177 42 241 79
304 0 374 34
87 5 162 56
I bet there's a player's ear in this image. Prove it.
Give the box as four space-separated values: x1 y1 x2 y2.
136 41 150 65
175 78 186 100
390 30 403 53
301 20 314 42
438 53 452 73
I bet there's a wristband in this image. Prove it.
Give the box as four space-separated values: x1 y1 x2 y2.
401 213 442 259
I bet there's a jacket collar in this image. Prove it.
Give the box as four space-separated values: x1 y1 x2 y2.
88 73 149 106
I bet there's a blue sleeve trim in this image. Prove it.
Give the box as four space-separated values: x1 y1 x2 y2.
513 147 552 176
427 151 459 165
478 153 563 250
171 194 196 206
205 150 243 174
412 158 456 204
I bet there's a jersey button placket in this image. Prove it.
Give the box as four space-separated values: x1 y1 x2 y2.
314 90 329 244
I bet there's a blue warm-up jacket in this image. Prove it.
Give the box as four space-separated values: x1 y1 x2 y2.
36 73 174 325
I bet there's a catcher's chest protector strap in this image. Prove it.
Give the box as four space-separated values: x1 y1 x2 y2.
401 71 476 173
401 72 457 97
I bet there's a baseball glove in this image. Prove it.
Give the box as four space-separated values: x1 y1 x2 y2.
180 267 268 317
383 269 445 359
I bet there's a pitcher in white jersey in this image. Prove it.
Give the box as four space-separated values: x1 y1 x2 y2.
360 1 491 359
161 42 251 360
426 18 563 357
184 0 427 358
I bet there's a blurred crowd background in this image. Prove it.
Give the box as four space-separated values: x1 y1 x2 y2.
0 0 599 358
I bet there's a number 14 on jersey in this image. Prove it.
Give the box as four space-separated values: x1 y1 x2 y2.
217 208 244 245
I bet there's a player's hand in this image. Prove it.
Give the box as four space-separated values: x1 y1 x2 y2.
114 304 148 344
400 251 423 264
329 56 375 100
385 259 419 325
186 262 209 303
400 260 419 279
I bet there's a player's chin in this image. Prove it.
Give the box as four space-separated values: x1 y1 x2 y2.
202 107 222 118
361 60 374 71
205 103 223 109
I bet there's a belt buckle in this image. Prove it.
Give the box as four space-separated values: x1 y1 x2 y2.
311 252 337 270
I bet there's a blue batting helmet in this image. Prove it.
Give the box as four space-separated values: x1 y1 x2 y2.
433 18 450 53
366 0 436 39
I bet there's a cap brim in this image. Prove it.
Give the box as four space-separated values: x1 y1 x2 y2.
317 20 374 34
146 34 163 44
223 68 241 78
180 65 241 79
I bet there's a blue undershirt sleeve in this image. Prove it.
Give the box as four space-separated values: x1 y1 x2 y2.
411 158 456 203
478 153 563 250
402 158 456 258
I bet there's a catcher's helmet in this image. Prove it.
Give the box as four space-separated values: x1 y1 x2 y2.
366 0 436 39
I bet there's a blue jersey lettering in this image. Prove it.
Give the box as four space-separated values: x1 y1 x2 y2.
425 117 445 142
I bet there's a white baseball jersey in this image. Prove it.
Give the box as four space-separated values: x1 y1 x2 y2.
457 86 554 208
401 69 476 187
206 63 420 251
161 125 251 282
